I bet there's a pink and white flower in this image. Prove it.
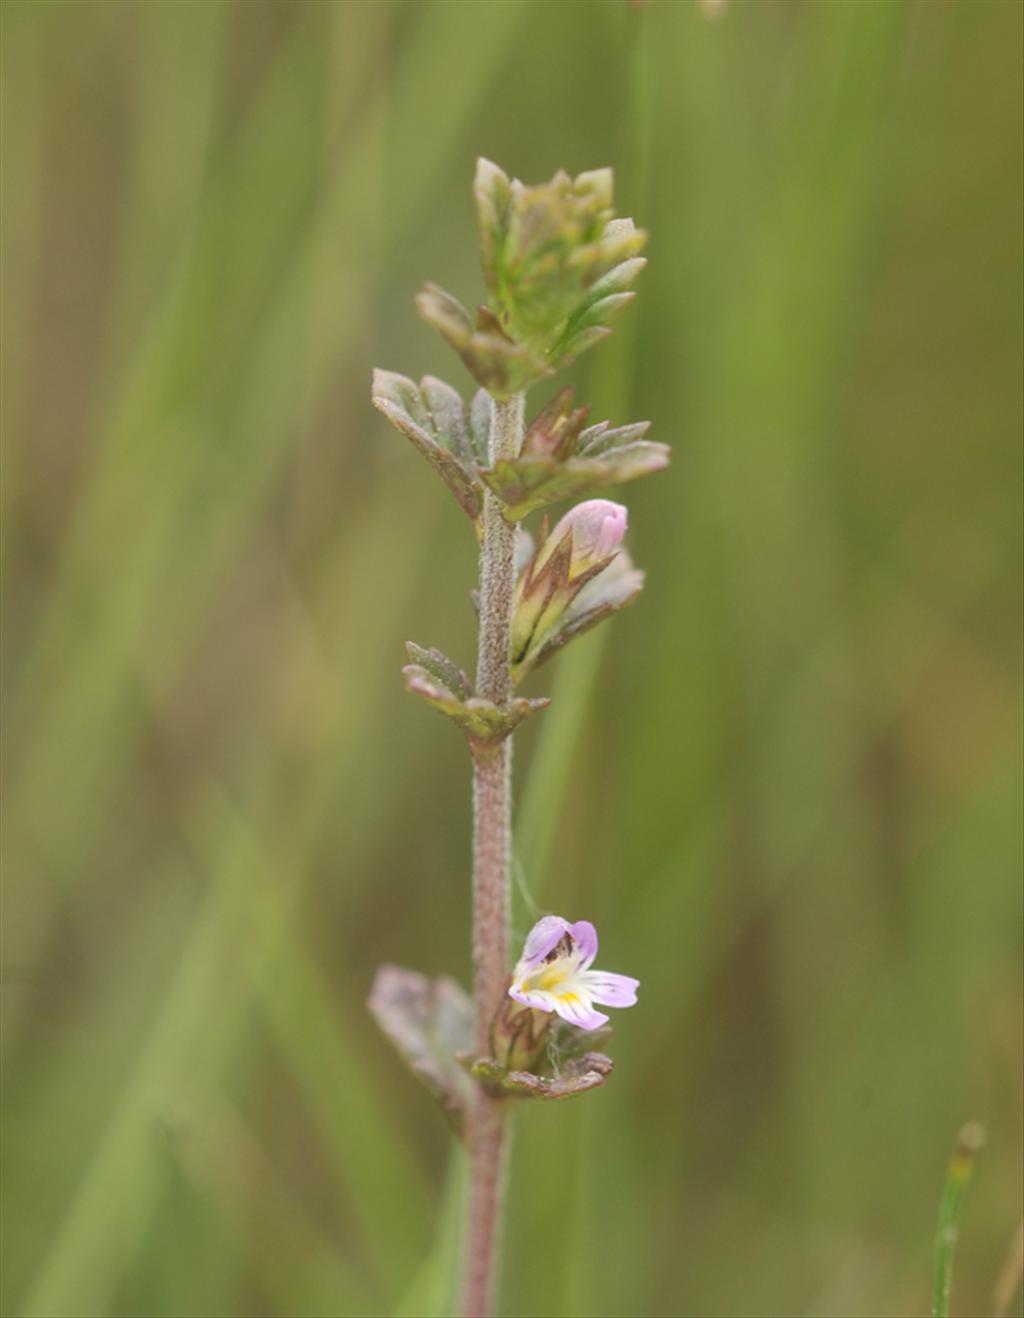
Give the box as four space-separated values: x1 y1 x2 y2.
508 915 639 1031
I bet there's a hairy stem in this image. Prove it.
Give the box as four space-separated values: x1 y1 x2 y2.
462 391 524 1318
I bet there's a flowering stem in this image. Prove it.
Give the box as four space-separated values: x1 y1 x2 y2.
462 391 524 1318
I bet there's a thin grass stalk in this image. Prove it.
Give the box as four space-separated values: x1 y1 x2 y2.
932 1122 984 1318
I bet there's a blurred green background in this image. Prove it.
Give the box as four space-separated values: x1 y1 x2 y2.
3 1 1022 1316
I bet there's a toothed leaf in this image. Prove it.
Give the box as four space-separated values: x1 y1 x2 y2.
402 646 550 755
404 643 472 702
576 418 653 457
481 443 670 520
415 283 551 398
468 389 493 465
474 157 514 292
458 1050 614 1100
520 386 590 461
368 966 474 1136
371 369 483 521
424 163 647 390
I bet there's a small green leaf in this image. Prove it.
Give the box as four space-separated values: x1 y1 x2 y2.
420 375 475 469
479 400 670 520
546 227 647 368
589 254 648 297
520 386 590 461
468 389 493 465
572 167 614 209
481 444 669 520
402 643 549 754
404 643 472 702
368 966 474 1136
424 163 648 394
576 418 652 456
500 174 645 367
474 157 514 292
415 283 551 398
457 1050 614 1101
371 369 483 522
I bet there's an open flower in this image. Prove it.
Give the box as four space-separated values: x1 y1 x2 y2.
508 915 639 1031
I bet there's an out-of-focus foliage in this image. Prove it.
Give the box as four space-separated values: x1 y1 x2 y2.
2 2 1021 1316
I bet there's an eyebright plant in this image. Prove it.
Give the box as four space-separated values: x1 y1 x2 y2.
368 159 668 1318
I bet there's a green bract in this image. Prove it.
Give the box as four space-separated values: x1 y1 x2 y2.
373 370 668 528
401 643 548 757
371 369 489 524
479 386 670 520
510 529 645 684
368 966 474 1136
474 159 647 364
416 159 647 396
459 1051 613 1101
415 286 550 400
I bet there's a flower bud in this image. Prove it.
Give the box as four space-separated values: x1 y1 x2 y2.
472 160 647 375
534 499 628 579
511 500 631 675
489 986 554 1072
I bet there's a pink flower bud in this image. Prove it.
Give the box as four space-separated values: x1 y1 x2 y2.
511 499 636 676
537 499 628 577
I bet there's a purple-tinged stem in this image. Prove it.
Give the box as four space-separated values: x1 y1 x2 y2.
462 392 523 1318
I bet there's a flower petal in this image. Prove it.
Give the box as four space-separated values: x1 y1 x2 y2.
582 971 639 1008
509 984 559 1013
569 920 599 969
519 915 572 969
553 992 609 1031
